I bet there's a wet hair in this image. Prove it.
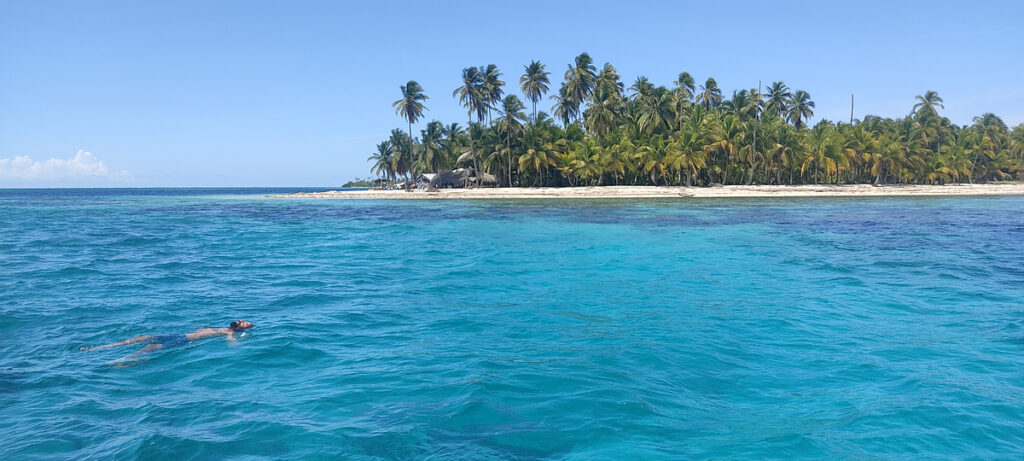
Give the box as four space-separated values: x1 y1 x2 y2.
229 320 246 331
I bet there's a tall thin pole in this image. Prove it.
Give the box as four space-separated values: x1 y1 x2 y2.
850 94 855 124
751 80 760 186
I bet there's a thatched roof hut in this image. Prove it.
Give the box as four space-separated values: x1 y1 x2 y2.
415 174 436 189
475 172 498 186
430 169 469 188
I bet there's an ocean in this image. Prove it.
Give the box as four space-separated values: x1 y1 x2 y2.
1 188 1023 459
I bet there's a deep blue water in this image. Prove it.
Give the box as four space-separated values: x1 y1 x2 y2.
2 188 1023 459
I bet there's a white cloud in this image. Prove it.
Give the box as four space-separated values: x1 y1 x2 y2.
0 150 132 185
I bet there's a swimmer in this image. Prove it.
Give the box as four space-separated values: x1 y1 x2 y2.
81 320 254 356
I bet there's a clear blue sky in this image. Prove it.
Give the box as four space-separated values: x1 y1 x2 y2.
2 0 1022 187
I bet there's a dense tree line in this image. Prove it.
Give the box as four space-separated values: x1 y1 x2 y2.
373 53 1024 187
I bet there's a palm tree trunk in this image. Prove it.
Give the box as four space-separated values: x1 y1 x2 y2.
408 122 415 185
506 135 512 187
467 114 474 188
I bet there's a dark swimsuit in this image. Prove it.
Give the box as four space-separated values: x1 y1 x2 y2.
150 334 190 348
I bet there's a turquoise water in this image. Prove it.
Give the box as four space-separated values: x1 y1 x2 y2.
2 188 1023 459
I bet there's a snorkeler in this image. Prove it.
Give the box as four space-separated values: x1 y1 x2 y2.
80 320 254 355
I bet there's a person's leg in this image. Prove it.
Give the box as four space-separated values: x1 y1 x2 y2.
81 335 153 351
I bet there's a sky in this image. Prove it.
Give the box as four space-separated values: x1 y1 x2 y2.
1 0 1022 187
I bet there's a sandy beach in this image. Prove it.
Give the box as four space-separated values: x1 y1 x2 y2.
276 183 1024 199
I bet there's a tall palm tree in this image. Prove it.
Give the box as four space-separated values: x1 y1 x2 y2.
912 90 944 119
482 64 505 124
674 72 696 102
392 80 428 156
595 64 625 96
562 52 598 121
495 95 527 185
787 90 815 129
453 67 487 183
764 81 791 118
520 60 550 122
672 72 696 130
696 77 722 109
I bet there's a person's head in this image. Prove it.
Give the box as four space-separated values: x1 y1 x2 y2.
228 320 254 332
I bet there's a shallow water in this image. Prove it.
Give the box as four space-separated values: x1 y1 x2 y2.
2 188 1023 459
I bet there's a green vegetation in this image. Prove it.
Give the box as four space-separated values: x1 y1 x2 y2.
371 53 1024 187
341 178 377 187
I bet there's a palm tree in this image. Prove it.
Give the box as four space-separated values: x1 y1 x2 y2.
787 90 815 129
674 72 696 102
666 115 709 186
635 87 674 135
520 61 550 122
388 129 414 183
723 89 759 121
368 141 394 185
912 90 944 119
931 132 974 184
696 78 722 109
392 80 428 177
801 122 846 184
551 85 577 126
628 77 656 102
764 81 791 118
495 95 528 185
595 64 625 96
418 121 445 174
453 67 487 183
672 72 696 130
707 114 742 184
389 81 425 182
519 144 555 186
440 123 466 168
584 84 624 138
482 64 505 124
1010 124 1024 178
562 52 598 121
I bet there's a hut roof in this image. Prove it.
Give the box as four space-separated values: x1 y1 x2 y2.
476 172 498 185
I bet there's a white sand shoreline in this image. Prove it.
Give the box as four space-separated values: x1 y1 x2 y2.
274 184 1024 199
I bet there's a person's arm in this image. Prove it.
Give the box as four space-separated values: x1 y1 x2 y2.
81 335 151 351
225 331 237 342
